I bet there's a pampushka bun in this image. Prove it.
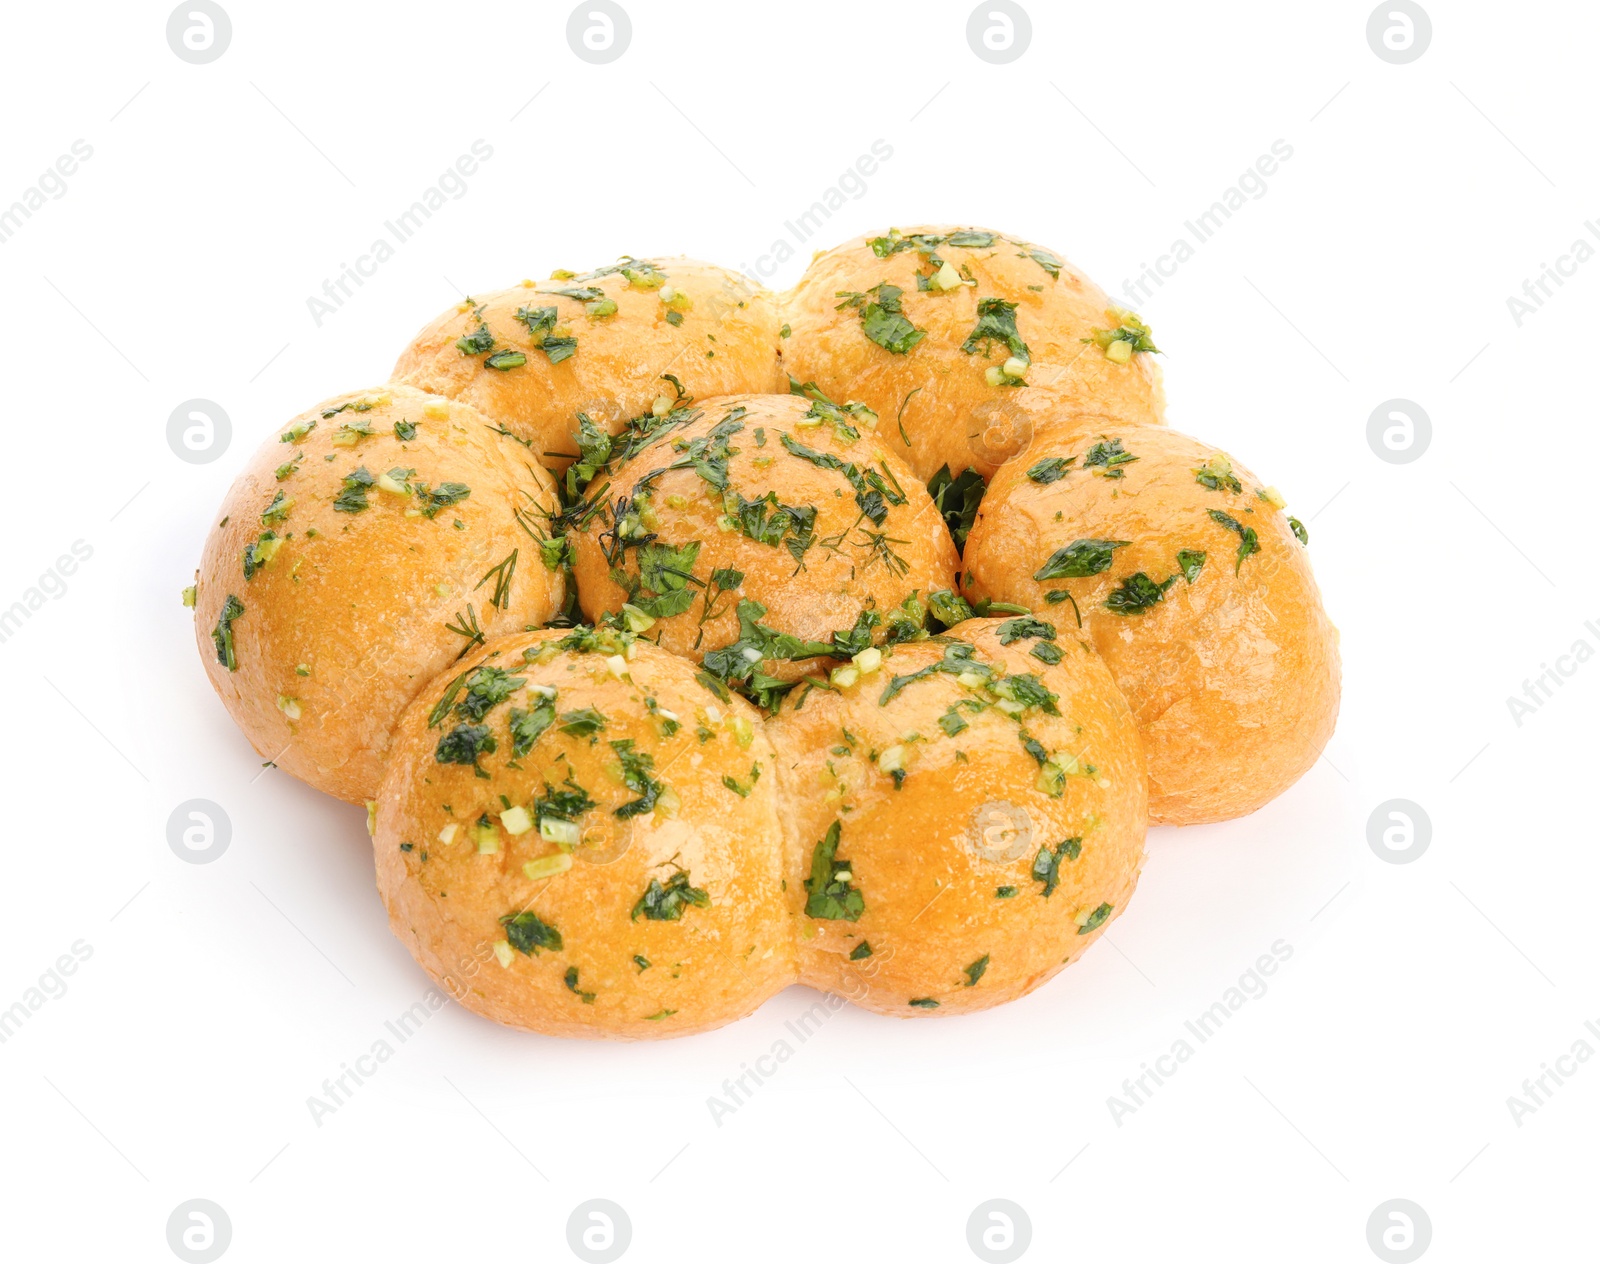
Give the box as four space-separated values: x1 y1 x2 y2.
372 626 796 1039
569 392 960 701
190 224 1342 1041
193 385 564 803
962 417 1340 825
392 258 786 472
765 618 1146 1016
781 226 1166 482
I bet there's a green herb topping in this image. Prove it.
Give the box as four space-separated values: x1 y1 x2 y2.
804 821 864 921
212 594 244 671
1031 837 1082 897
1034 538 1129 581
632 870 710 921
1082 438 1138 479
1105 572 1178 614
1207 509 1261 573
835 283 925 355
500 909 563 955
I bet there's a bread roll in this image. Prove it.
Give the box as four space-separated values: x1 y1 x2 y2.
962 418 1340 825
372 627 796 1039
392 258 786 473
781 226 1165 483
192 385 564 803
766 619 1146 1016
569 392 960 705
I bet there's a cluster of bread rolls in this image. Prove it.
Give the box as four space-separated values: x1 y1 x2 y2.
191 230 1338 1039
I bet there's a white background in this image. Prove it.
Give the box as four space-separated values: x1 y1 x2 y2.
1 1 1596 1260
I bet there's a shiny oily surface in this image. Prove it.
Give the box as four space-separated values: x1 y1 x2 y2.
781 226 1165 483
192 385 564 804
963 418 1340 825
766 618 1146 1016
373 626 796 1040
571 392 959 691
392 257 787 473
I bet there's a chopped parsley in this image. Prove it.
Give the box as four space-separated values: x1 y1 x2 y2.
332 467 375 513
1031 837 1082 897
880 641 992 706
242 531 281 580
963 955 990 986
212 594 244 671
1176 550 1206 583
1208 509 1261 573
995 617 1055 646
1078 902 1114 934
509 699 557 757
700 598 837 709
927 588 975 630
631 870 710 921
539 284 606 302
996 886 1018 898
535 774 597 827
1194 454 1242 493
1104 572 1178 614
1082 438 1138 479
835 283 925 355
722 763 761 798
558 707 607 738
455 665 525 721
514 304 577 364
260 490 293 524
803 821 864 921
849 941 873 960
563 966 595 1003
927 464 985 549
1027 246 1063 279
908 997 940 1009
779 432 900 525
416 481 471 518
1033 538 1129 581
961 297 1030 374
435 723 497 766
1026 457 1075 484
609 739 663 818
989 672 1060 715
455 323 495 355
500 909 562 955
1289 516 1308 545
485 349 526 371
564 413 613 500
627 540 701 619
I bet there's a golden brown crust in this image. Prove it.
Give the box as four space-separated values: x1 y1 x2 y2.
391 258 786 472
765 620 1146 1016
781 226 1165 483
193 385 564 804
373 629 796 1039
570 393 960 680
962 418 1340 825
